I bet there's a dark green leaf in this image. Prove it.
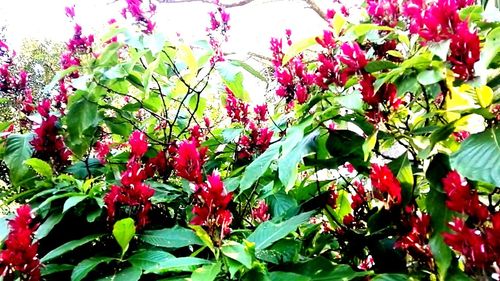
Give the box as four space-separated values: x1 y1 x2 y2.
240 142 280 193
128 250 175 271
145 257 211 274
35 212 64 240
66 96 99 157
97 266 142 281
364 60 398 73
41 264 74 276
4 134 34 186
248 211 313 250
371 274 408 281
450 128 500 186
41 234 104 262
71 257 114 281
63 195 88 213
140 226 203 248
417 69 444 86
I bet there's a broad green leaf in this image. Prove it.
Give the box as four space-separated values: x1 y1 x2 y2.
35 212 64 240
269 272 310 281
278 131 318 191
334 92 363 112
348 24 392 38
282 36 318 65
239 142 280 192
145 257 211 274
140 226 203 248
190 225 216 255
268 192 298 218
256 239 300 264
191 262 221 281
24 158 53 178
430 234 452 280
97 266 142 281
364 60 398 73
4 134 34 186
41 264 74 276
222 128 243 143
216 61 249 100
362 130 378 162
311 264 372 280
63 195 88 213
388 153 413 204
113 218 136 257
128 250 175 271
248 211 313 250
71 257 114 281
450 128 500 187
41 234 104 262
221 241 254 269
66 95 99 157
371 274 408 281
417 69 444 85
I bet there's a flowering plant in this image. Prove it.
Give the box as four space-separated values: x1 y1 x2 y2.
0 0 499 280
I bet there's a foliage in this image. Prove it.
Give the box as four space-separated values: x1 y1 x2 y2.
0 0 499 280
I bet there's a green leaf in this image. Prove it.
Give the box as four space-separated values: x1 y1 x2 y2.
371 274 408 281
140 226 203 248
35 212 64 240
364 60 398 73
348 24 392 38
24 158 53 178
417 69 444 86
248 211 313 250
256 239 300 264
388 153 413 204
282 36 318 65
113 218 136 257
97 266 142 281
221 241 254 269
71 257 114 281
4 133 34 186
217 61 249 100
222 128 243 143
240 142 280 193
41 234 104 262
191 262 221 281
41 264 74 276
63 195 88 213
430 234 452 280
450 128 500 186
278 131 318 191
268 192 298 218
128 250 175 271
190 225 216 255
310 264 372 280
66 95 99 157
269 272 310 281
362 130 378 162
145 257 211 274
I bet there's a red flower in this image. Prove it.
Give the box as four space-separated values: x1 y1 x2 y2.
174 140 205 183
443 218 489 269
225 88 249 124
448 21 480 80
395 211 432 260
452 130 470 142
339 42 367 73
252 200 270 223
191 172 233 241
0 205 41 281
253 104 268 122
442 170 489 221
370 164 402 205
367 0 399 27
129 130 148 157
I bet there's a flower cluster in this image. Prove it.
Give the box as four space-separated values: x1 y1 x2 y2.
191 172 233 243
174 139 207 184
403 0 478 80
206 1 230 64
369 163 402 206
121 0 156 34
270 32 315 105
366 0 399 27
224 88 273 160
104 130 155 228
0 205 41 281
441 171 499 271
395 208 433 263
30 99 72 168
251 200 270 223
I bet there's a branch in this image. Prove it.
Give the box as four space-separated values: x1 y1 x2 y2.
158 0 256 8
303 0 328 22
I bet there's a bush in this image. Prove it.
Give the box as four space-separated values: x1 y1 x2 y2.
0 0 499 280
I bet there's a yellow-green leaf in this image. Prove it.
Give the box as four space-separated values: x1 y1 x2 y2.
282 36 318 66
